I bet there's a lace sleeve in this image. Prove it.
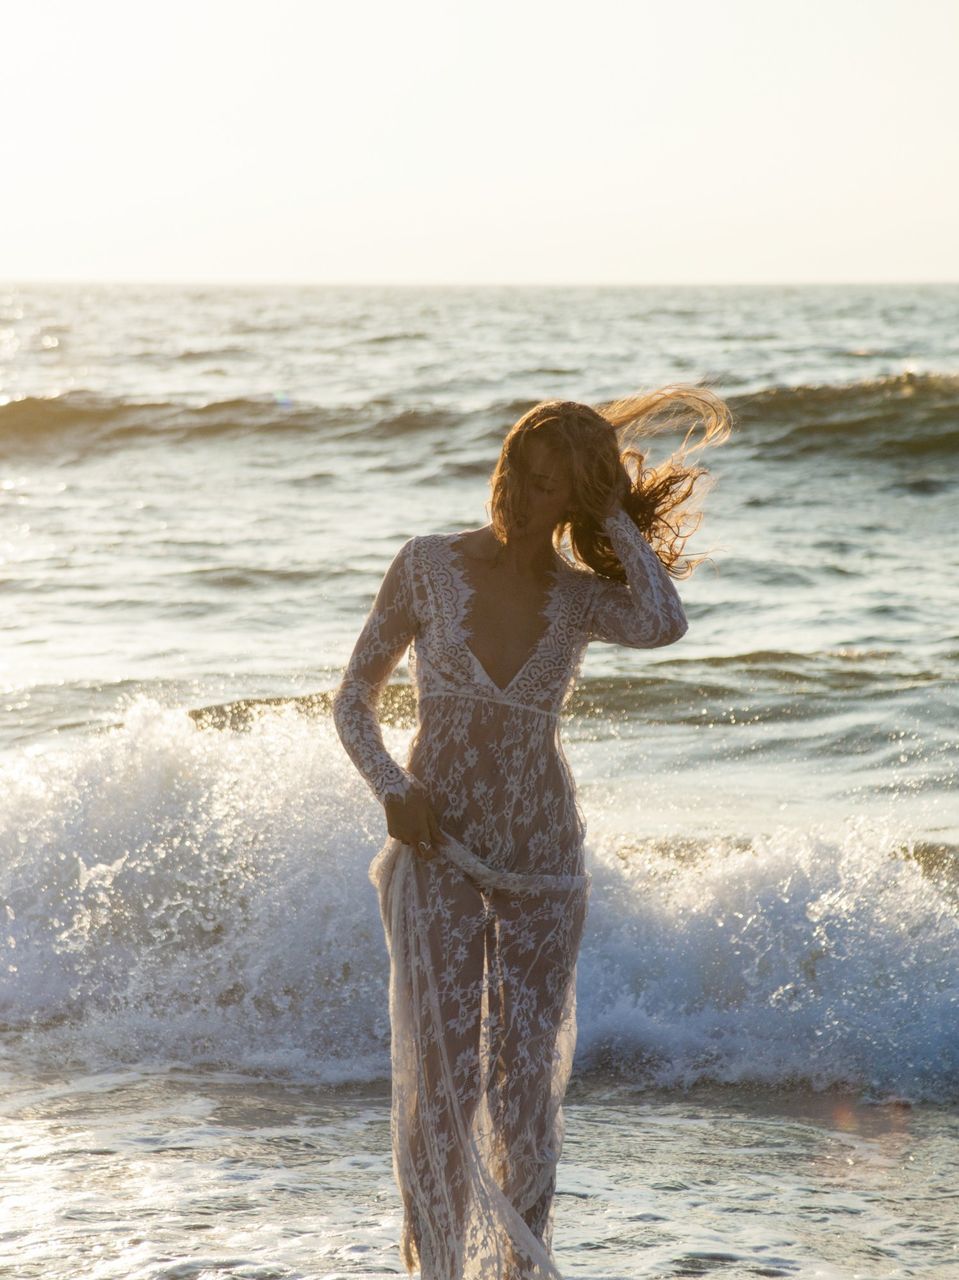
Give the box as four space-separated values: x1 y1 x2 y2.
587 506 689 648
332 537 420 804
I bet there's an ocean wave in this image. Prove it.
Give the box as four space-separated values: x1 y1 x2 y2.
0 391 356 454
0 390 482 455
1 696 956 1100
729 370 959 462
353 330 430 345
6 373 956 462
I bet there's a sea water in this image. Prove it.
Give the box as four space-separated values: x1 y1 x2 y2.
1 283 957 1277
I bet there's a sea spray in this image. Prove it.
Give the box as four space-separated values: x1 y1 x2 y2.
2 698 956 1101
577 816 959 1101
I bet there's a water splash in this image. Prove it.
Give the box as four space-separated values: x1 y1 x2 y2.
2 698 956 1101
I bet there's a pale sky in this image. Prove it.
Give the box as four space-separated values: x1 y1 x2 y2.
4 0 958 285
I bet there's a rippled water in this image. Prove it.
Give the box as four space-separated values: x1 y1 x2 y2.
3 1068 956 1280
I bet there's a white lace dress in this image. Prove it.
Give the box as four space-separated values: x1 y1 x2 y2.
332 507 688 1279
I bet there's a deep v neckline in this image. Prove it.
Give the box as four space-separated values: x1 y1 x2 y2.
448 535 562 696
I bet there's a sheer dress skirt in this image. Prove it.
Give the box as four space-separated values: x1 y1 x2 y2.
370 831 590 1280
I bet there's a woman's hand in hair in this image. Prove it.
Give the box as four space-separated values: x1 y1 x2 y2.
601 464 632 519
384 788 443 861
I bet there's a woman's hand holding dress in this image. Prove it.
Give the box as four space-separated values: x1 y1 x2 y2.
384 788 443 861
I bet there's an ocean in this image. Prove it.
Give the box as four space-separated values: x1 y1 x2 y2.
1 282 957 1278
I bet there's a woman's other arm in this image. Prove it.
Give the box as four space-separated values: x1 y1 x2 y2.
588 507 689 648
332 538 420 804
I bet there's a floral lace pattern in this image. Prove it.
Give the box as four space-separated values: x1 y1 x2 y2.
333 507 688 1278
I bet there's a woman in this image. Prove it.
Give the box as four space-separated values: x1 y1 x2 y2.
333 387 731 1279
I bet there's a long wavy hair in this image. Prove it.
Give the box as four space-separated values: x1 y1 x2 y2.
488 384 733 581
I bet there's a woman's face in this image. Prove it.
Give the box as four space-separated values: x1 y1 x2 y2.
507 437 573 536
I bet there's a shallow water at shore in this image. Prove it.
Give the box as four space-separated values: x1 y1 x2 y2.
2 1065 955 1279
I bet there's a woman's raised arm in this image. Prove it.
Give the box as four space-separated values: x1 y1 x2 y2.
588 506 689 648
332 537 420 804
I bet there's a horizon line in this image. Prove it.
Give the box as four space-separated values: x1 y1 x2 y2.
3 278 958 290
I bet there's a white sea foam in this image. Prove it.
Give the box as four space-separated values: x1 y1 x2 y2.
2 697 956 1102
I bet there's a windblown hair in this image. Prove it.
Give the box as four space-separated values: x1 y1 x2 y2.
488 384 733 581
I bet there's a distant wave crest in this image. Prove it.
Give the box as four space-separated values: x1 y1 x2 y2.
728 370 959 461
2 372 957 461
